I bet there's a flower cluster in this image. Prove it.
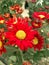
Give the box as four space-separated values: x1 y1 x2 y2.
5 15 44 51
1 10 49 55
31 12 49 28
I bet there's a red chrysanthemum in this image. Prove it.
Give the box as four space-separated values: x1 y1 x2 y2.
0 16 5 24
5 23 34 50
31 31 44 51
32 21 42 28
32 12 47 20
0 28 6 55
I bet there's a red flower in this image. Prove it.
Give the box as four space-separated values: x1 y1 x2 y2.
12 4 23 14
0 16 5 24
5 23 34 50
31 31 44 51
5 17 28 30
32 21 42 28
0 28 6 55
32 12 47 20
0 41 6 55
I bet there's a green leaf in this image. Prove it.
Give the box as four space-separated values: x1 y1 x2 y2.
0 61 5 65
9 56 16 62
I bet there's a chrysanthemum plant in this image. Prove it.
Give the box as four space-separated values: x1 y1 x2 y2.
0 0 49 65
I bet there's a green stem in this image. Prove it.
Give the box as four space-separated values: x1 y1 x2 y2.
19 48 24 62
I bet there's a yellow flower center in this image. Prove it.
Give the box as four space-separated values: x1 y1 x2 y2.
0 20 4 24
0 41 3 48
33 23 38 26
32 37 38 45
16 30 26 40
39 15 45 18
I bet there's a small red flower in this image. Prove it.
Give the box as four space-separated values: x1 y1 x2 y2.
0 16 5 24
5 23 34 50
32 21 42 28
32 12 47 20
0 28 6 55
31 31 44 51
0 41 6 55
11 4 23 14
